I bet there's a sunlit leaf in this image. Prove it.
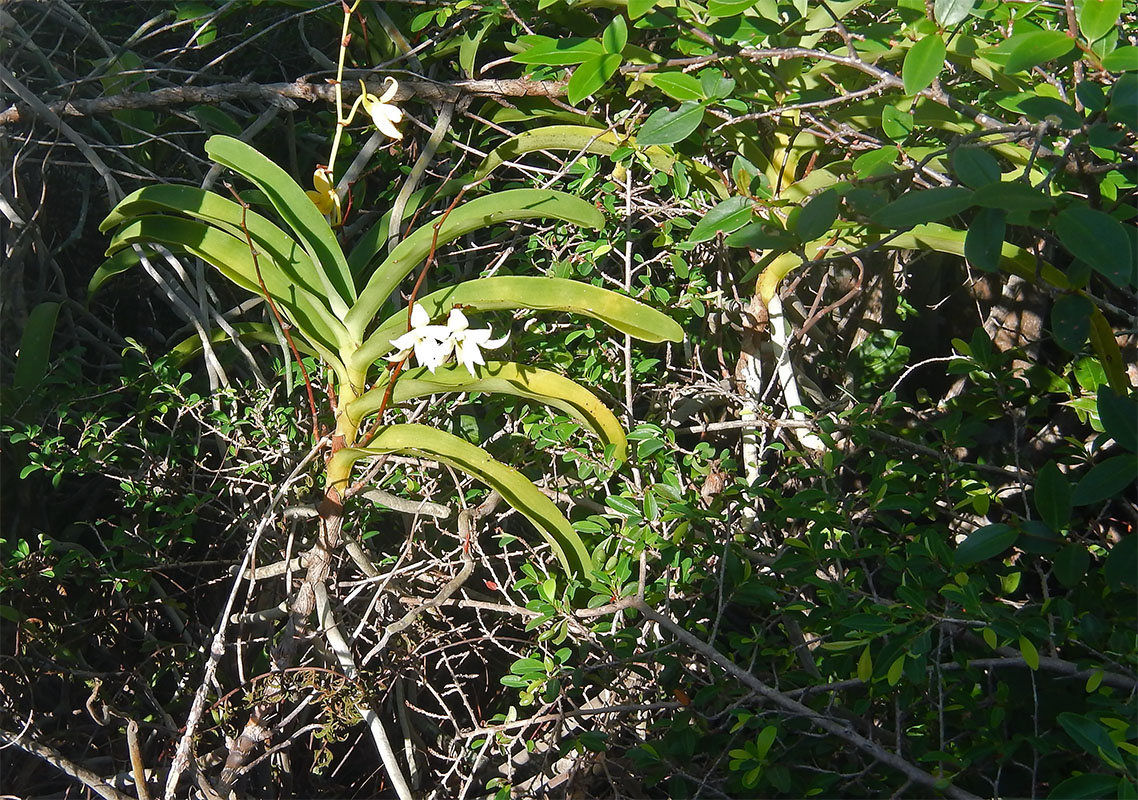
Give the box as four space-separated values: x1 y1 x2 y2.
902 35 946 95
333 426 593 582
347 362 629 460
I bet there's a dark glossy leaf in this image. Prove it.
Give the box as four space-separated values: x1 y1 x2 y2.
965 208 1006 272
1104 534 1138 590
1051 294 1094 351
903 35 946 95
1072 454 1138 505
1097 385 1138 452
955 524 1018 565
1017 96 1083 129
1058 713 1125 767
871 187 974 228
794 189 839 242
1052 544 1090 588
725 222 794 250
1034 461 1072 531
1055 206 1134 287
1049 773 1122 800
953 146 1001 188
639 101 705 146
1076 80 1107 113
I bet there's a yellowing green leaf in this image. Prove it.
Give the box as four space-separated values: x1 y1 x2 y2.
1019 635 1040 670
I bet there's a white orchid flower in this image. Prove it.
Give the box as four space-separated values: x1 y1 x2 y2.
443 308 509 374
359 77 403 141
388 304 449 372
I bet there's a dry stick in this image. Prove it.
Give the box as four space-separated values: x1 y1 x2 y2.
162 438 328 800
0 728 131 800
0 75 568 126
224 182 321 442
582 599 983 800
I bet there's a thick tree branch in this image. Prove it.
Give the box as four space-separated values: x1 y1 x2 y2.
0 74 566 127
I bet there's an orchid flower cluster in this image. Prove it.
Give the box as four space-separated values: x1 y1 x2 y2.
306 69 405 224
389 305 508 374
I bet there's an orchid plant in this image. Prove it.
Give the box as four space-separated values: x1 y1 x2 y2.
93 76 681 594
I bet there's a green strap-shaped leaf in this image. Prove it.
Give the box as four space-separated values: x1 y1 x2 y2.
168 321 320 365
352 276 684 373
101 185 335 310
346 190 605 340
346 361 628 460
10 302 60 408
332 425 593 583
472 125 727 198
205 135 356 317
89 246 145 298
105 216 350 359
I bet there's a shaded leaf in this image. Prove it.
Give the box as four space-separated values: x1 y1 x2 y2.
1034 461 1072 531
871 187 974 228
1096 385 1137 452
952 146 1001 189
794 189 839 242
1072 454 1138 505
1053 544 1090 588
1055 205 1134 288
1051 294 1094 352
11 302 60 405
965 208 1006 272
956 524 1018 565
972 181 1053 211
